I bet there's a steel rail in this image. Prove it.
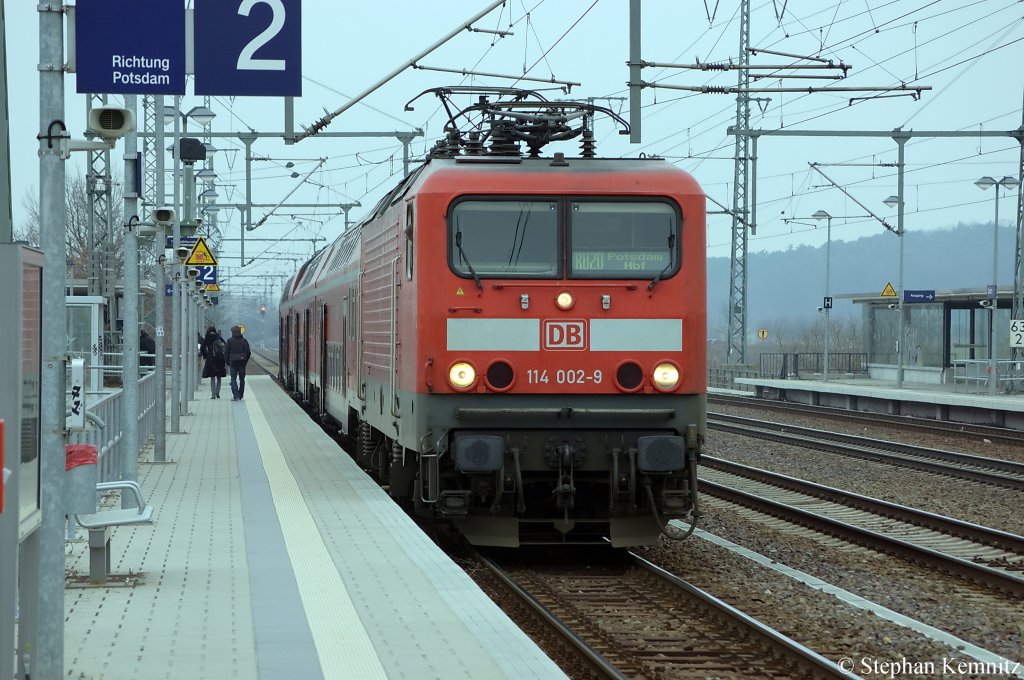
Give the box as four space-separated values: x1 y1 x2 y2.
709 414 1024 490
628 552 852 679
700 479 1024 598
709 393 1023 445
474 552 628 680
702 456 1024 554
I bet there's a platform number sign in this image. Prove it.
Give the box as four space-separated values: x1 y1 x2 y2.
1012 320 1024 349
194 0 302 96
195 266 218 286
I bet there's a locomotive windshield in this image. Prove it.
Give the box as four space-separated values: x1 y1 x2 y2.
450 200 560 277
569 201 679 279
448 198 680 280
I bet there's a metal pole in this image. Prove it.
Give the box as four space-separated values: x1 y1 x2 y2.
0 5 14 673
824 215 831 382
0 0 11 244
121 94 140 504
35 3 67 675
628 0 641 143
184 162 197 398
179 273 189 413
990 185 1000 395
292 0 506 142
895 132 908 388
153 95 167 461
170 98 182 431
241 135 255 265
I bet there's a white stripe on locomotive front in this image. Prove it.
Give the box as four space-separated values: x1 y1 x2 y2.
446 318 682 351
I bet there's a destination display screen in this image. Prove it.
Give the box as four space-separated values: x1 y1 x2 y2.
572 250 670 272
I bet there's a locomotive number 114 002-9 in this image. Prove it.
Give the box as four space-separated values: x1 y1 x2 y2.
525 368 603 384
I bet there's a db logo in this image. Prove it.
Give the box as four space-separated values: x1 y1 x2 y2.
543 320 587 350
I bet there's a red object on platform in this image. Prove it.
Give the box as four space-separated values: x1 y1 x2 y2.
65 444 99 470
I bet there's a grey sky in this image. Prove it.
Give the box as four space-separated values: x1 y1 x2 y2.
5 1 1023 294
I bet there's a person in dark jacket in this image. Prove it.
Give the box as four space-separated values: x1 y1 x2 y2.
139 328 156 367
200 326 227 398
224 324 252 401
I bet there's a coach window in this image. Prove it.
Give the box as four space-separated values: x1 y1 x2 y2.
568 200 680 279
449 199 559 278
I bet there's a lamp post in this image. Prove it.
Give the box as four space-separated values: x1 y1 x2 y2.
164 102 216 425
883 193 904 387
812 210 832 381
974 175 1020 394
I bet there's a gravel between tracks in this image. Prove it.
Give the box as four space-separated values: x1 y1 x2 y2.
709 403 1024 535
629 401 1024 676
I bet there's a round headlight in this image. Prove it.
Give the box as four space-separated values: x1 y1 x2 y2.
555 291 575 310
652 362 680 390
449 362 477 389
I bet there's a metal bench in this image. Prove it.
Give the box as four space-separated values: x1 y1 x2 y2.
74 481 154 584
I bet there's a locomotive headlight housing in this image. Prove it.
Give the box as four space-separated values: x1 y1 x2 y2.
555 291 575 310
652 362 680 391
448 361 477 390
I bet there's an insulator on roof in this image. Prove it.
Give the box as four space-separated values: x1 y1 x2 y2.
465 131 484 156
580 129 596 158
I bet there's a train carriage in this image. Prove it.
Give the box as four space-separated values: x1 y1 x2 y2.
280 90 706 546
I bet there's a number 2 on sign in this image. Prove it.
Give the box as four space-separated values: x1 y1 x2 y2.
237 0 286 71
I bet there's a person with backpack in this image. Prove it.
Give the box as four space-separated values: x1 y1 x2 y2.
224 324 252 401
200 326 227 399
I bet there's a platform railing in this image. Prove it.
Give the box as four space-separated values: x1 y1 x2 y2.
67 370 159 483
759 352 868 379
951 358 1024 394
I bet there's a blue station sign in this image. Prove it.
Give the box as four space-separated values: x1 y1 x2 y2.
194 0 302 96
903 289 936 303
75 0 186 94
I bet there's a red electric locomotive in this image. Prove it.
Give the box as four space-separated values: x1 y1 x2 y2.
279 89 706 546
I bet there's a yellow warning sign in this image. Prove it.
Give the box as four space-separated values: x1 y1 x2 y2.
185 236 218 266
204 283 220 292
455 287 465 296
881 282 898 298
757 328 768 340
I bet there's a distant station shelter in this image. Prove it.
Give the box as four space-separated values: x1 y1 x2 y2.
848 287 1016 386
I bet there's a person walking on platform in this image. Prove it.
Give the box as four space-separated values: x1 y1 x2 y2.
200 326 227 398
225 324 252 401
139 326 156 367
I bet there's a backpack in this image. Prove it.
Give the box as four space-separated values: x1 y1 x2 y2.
213 338 226 360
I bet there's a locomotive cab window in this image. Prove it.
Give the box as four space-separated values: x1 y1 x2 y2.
569 201 680 279
449 200 559 278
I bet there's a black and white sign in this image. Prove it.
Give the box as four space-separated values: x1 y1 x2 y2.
195 266 219 285
194 0 302 96
75 0 186 94
1012 320 1024 349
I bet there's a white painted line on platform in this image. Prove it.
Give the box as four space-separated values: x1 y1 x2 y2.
247 381 387 680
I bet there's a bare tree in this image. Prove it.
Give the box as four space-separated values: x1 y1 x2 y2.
17 168 124 279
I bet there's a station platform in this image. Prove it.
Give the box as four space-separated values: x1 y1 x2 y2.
730 376 1024 430
63 376 566 680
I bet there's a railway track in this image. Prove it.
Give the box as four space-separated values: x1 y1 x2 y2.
475 548 849 679
709 393 1022 446
249 347 280 374
708 412 1024 490
699 456 1024 597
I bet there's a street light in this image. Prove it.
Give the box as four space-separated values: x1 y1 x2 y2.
195 167 217 184
974 175 1020 394
812 210 833 382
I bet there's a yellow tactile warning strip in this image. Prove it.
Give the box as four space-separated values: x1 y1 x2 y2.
245 381 388 680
